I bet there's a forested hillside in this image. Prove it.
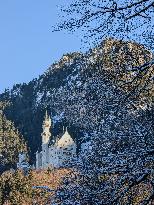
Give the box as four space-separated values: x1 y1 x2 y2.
0 38 153 163
0 38 153 204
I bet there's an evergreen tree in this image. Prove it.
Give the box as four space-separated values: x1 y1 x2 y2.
0 102 27 172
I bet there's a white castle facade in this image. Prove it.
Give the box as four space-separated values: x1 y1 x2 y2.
35 111 76 169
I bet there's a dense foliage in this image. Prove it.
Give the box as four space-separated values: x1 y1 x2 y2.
0 169 72 205
0 102 26 172
52 136 154 204
0 170 33 205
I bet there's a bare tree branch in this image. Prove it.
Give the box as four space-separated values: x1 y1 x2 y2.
55 0 154 50
126 1 154 20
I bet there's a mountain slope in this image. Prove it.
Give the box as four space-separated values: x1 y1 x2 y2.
0 38 153 163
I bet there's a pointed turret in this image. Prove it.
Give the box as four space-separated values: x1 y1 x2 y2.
57 127 75 148
45 110 48 120
42 111 52 145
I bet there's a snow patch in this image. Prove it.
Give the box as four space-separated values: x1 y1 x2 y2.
52 112 64 124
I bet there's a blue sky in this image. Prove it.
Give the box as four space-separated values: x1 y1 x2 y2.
0 0 85 93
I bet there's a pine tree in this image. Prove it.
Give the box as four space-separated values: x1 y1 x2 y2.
0 101 27 172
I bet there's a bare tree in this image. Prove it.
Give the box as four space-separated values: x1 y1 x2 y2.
55 0 154 49
54 1 154 110
52 2 154 204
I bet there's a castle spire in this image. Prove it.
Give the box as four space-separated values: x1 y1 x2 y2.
45 110 49 120
42 111 52 145
63 126 65 133
63 126 68 133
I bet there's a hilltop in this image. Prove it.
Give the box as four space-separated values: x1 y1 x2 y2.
0 38 153 162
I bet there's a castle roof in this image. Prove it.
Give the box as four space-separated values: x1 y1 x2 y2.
56 129 75 148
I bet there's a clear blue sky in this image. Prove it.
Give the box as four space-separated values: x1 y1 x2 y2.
0 0 85 93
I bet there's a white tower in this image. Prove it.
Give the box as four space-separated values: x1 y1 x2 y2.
42 110 51 145
41 111 51 168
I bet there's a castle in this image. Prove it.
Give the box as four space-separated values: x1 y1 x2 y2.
35 111 76 169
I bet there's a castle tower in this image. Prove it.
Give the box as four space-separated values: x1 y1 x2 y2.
41 110 52 168
42 110 51 145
